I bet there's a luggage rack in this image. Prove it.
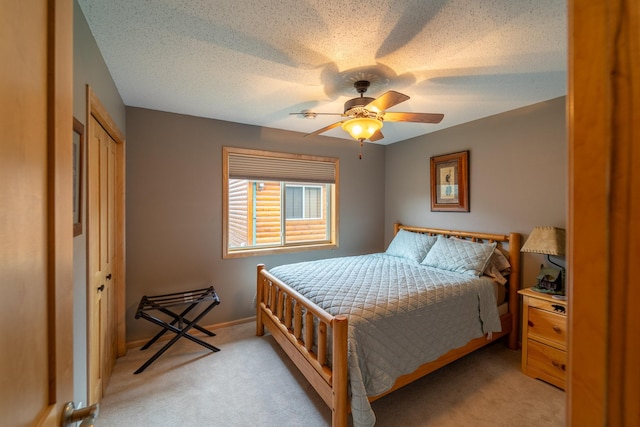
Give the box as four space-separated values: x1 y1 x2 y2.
134 286 220 374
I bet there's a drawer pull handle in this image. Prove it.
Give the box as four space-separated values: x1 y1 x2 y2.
553 326 562 333
552 360 566 371
552 304 566 314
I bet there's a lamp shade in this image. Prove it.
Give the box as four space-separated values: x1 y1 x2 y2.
521 226 566 255
341 117 382 141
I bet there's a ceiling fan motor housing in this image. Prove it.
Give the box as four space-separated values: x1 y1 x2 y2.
344 97 375 115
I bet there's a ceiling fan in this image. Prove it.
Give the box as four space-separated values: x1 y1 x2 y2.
291 80 444 143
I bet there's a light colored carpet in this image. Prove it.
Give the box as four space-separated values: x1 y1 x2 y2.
96 322 565 427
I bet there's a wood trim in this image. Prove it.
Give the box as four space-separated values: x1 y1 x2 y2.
87 88 125 143
607 3 640 424
49 0 74 423
568 0 640 424
568 1 609 420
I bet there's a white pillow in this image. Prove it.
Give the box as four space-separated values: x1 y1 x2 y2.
421 235 496 276
385 229 437 263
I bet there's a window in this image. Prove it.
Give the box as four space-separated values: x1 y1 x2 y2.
223 147 338 257
285 185 322 220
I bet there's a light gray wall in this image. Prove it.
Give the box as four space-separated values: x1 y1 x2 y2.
72 0 126 408
384 96 567 289
125 107 386 341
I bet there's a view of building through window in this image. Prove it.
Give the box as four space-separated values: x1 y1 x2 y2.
227 180 331 249
223 146 338 257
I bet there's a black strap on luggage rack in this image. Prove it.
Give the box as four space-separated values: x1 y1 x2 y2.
134 286 220 374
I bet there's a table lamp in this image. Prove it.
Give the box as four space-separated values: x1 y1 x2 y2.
521 226 566 299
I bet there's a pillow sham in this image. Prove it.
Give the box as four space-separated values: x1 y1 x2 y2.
421 235 496 276
484 264 508 285
484 248 511 283
385 229 437 263
489 248 511 273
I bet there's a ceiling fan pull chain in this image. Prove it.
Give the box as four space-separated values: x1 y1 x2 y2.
359 140 364 160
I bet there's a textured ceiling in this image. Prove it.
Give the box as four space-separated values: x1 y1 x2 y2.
78 0 567 145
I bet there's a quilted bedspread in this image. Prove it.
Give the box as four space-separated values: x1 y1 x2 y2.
269 253 502 427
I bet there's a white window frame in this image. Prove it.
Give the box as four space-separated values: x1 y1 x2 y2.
285 184 323 221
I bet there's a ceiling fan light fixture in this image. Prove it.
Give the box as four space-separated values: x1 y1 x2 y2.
341 117 383 141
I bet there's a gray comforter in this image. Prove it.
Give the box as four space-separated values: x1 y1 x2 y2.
269 253 502 427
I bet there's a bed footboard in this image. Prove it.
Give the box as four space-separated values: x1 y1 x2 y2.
256 264 349 427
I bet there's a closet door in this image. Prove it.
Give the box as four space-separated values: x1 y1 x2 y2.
88 117 118 404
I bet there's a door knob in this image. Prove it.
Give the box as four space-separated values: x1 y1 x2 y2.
62 402 99 427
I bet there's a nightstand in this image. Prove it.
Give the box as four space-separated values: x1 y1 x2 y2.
519 288 567 390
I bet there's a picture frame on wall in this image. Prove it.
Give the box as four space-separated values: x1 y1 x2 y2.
73 117 84 236
430 150 469 212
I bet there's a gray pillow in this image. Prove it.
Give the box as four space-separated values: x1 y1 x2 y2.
385 229 437 263
421 235 496 276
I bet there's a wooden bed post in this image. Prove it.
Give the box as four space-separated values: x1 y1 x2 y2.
394 222 401 235
256 264 265 336
332 314 348 427
507 233 521 349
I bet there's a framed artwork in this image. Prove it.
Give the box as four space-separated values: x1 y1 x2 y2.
430 150 469 212
73 117 84 236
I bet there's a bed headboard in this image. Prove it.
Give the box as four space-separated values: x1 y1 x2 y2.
394 223 521 348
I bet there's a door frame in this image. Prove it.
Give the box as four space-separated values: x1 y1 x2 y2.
86 85 126 404
568 0 640 425
0 0 74 424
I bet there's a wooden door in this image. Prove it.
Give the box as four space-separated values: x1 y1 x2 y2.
0 0 74 425
568 0 640 425
88 117 118 404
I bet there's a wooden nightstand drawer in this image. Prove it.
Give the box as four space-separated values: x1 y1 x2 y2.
526 340 566 389
519 288 568 390
527 306 567 349
527 296 567 317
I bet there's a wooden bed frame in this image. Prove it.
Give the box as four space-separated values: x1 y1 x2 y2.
256 223 521 427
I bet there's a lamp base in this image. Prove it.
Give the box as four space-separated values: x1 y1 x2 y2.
531 285 564 296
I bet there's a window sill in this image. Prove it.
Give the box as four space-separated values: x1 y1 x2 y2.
223 242 338 259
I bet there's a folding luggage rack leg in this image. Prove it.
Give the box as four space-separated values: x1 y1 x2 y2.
134 286 220 374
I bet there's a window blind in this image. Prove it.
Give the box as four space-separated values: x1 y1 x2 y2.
227 149 337 184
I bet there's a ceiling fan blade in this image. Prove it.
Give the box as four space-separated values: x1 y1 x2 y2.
289 112 344 117
366 90 410 112
304 121 344 137
369 130 384 142
382 112 444 124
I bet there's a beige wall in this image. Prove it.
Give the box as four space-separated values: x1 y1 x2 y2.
385 96 567 288
125 107 386 341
